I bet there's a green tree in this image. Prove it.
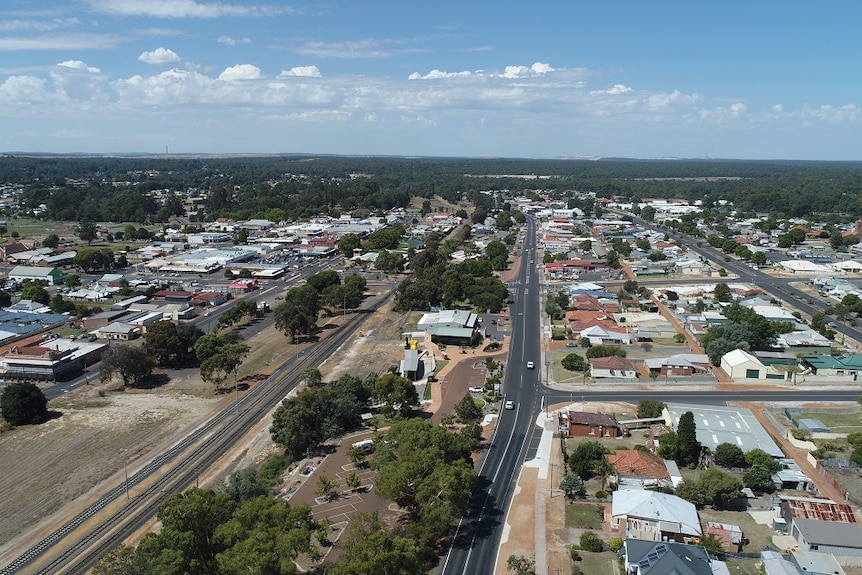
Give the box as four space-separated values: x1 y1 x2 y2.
636 399 666 418
506 554 537 575
561 353 587 372
42 233 60 248
579 531 604 552
21 282 50 305
560 472 584 498
713 443 746 468
0 382 48 425
144 320 202 366
742 465 776 493
454 393 482 422
713 282 732 303
567 441 608 479
327 512 427 575
77 219 98 245
699 533 726 555
698 468 743 509
199 343 250 393
338 233 361 257
585 344 626 359
676 411 702 467
221 468 270 502
99 344 154 388
274 285 320 342
372 372 419 417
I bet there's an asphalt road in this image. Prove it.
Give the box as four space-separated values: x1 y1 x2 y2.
442 219 543 575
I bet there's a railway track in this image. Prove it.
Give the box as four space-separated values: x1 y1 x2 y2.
1 293 388 575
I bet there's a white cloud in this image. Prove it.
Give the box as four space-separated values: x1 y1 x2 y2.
500 62 555 78
218 35 252 46
218 64 262 81
57 60 101 73
0 75 52 104
279 66 321 78
0 33 122 51
0 17 79 32
138 47 180 65
409 69 472 80
85 0 289 18
590 84 632 96
296 38 396 59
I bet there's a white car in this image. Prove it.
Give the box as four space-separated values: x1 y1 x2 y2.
526 361 535 369
505 400 515 410
469 386 485 393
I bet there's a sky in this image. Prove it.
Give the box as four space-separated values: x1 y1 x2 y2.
0 1 860 160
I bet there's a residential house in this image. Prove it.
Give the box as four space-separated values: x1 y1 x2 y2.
643 354 711 377
607 449 672 490
563 411 623 438
778 495 862 563
623 539 730 575
95 322 138 340
790 550 847 575
590 355 638 379
579 325 633 345
705 522 744 552
611 489 702 543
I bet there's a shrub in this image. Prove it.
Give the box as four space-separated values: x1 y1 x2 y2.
607 536 624 552
579 530 604 552
790 428 812 441
595 490 608 499
569 546 581 561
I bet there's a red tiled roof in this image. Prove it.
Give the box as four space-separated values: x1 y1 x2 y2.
567 411 619 427
589 356 635 370
608 450 670 480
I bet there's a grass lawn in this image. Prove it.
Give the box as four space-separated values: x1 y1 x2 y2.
435 359 449 374
423 384 432 401
697 508 774 554
573 551 617 575
564 502 604 529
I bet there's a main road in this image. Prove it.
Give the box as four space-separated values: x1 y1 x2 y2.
441 217 862 575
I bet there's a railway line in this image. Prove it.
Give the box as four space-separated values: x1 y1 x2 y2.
1 292 388 575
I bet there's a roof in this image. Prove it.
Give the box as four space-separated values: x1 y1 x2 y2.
624 539 715 575
608 450 669 480
792 517 862 549
779 494 857 522
612 489 702 536
666 403 784 458
589 355 635 370
567 411 620 428
8 265 59 277
722 348 761 367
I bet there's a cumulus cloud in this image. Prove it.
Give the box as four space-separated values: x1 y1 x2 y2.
409 69 472 80
279 66 321 78
218 35 252 46
500 62 555 78
218 64 262 81
138 47 180 65
590 84 632 96
86 0 290 18
57 60 101 73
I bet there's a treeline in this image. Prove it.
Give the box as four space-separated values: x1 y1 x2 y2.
4 155 862 222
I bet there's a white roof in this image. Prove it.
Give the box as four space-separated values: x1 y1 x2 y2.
611 489 702 536
722 348 760 367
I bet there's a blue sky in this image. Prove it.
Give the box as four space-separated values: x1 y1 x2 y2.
1 1 860 160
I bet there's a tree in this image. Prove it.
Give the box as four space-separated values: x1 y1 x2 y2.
699 533 726 555
372 372 419 417
91 545 148 575
585 344 626 359
560 472 584 498
561 353 587 372
636 399 666 418
579 531 604 552
338 233 361 257
328 512 427 575
713 282 732 303
506 554 536 575
742 465 776 493
100 344 154 388
42 233 60 248
274 285 320 342
65 274 81 288
77 220 98 245
454 393 482 422
713 443 746 468
222 468 269 502
199 343 250 393
144 320 202 366
567 440 608 479
676 411 702 467
21 282 50 305
0 382 48 425
698 468 743 509
316 475 337 499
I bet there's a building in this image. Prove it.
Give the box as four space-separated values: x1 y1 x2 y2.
589 355 638 379
800 354 862 377
607 449 672 490
705 522 744 552
563 411 623 438
623 539 730 575
8 265 65 285
664 403 784 458
778 495 862 563
611 489 702 543
720 348 786 380
0 337 107 382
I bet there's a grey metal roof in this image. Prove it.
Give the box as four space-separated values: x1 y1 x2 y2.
666 403 784 458
793 517 862 549
625 539 714 575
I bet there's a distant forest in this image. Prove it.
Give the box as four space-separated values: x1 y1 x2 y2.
1 155 862 222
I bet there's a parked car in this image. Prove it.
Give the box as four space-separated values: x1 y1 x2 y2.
469 386 484 393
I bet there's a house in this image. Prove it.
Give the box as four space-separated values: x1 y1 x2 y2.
589 355 638 379
563 411 623 438
611 489 702 543
720 348 786 380
643 354 711 377
95 322 138 340
623 539 730 575
8 265 65 285
578 325 632 345
778 495 862 561
0 241 31 263
760 550 802 575
607 449 672 490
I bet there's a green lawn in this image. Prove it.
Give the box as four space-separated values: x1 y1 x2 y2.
564 502 604 529
435 359 449 374
423 384 432 401
573 551 618 575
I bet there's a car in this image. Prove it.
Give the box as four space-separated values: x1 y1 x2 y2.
566 342 577 347
469 386 485 393
526 361 535 369
505 400 515 410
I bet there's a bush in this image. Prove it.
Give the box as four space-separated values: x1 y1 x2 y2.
561 353 587 372
571 566 585 575
595 490 608 499
790 428 812 441
713 443 746 468
607 536 624 552
579 530 604 552
569 546 581 561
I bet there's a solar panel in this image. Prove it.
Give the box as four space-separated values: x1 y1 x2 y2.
647 552 659 561
639 560 651 570
655 544 668 554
